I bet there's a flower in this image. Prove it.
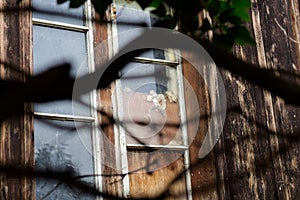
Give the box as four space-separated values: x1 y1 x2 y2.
146 90 167 110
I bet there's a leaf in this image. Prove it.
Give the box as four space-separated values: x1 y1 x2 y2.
219 1 230 11
228 25 256 45
218 8 242 24
69 0 86 8
135 0 153 9
151 3 166 17
149 0 163 8
205 0 220 17
231 8 251 22
92 0 112 18
200 18 212 32
213 33 235 51
232 0 251 8
152 15 176 29
57 0 68 4
231 0 251 21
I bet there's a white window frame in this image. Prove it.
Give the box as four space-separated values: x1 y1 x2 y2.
108 1 192 199
32 1 103 199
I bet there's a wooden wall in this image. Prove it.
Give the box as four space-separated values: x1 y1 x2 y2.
0 0 34 199
187 0 300 199
0 0 300 199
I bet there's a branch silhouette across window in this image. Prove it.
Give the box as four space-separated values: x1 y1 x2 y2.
107 1 192 198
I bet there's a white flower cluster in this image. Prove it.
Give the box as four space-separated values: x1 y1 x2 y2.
147 90 167 110
165 91 177 103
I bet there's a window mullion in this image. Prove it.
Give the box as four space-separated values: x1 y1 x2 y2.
176 49 193 200
33 18 89 32
127 144 188 151
132 57 179 67
34 112 95 122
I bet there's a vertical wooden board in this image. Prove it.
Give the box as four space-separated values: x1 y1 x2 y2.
181 54 219 199
127 152 187 199
94 12 124 198
256 0 300 198
0 0 34 199
19 0 35 199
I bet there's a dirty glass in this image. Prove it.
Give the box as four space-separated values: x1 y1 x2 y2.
35 120 94 200
33 25 90 116
114 3 182 146
33 0 84 25
33 1 95 199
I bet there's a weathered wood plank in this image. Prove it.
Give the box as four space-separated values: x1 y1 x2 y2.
94 13 126 198
0 0 34 199
181 53 219 199
213 0 300 199
256 0 300 199
128 153 187 199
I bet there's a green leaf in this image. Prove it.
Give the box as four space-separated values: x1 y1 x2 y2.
218 8 242 24
92 0 112 18
205 0 220 17
149 0 163 8
232 0 251 8
231 8 251 22
151 3 166 17
213 33 235 51
220 1 230 11
231 0 251 21
228 25 256 45
69 0 86 8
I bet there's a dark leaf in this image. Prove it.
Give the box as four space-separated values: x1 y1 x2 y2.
69 0 86 8
152 15 176 29
200 18 212 32
149 0 163 8
219 9 242 24
135 0 153 9
228 25 256 45
57 0 68 4
232 0 251 8
232 8 250 22
219 1 230 11
213 33 235 51
151 3 166 17
92 0 112 18
205 0 220 17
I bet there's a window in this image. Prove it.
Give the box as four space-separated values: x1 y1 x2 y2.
32 0 101 199
32 0 192 199
100 1 192 198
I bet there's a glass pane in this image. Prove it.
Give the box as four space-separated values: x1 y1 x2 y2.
33 0 84 26
115 5 164 59
120 64 182 146
35 119 94 199
33 25 87 77
33 25 90 116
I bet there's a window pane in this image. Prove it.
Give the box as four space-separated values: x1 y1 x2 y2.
115 5 164 59
33 0 84 26
33 25 90 116
35 119 95 199
33 25 87 77
120 64 182 146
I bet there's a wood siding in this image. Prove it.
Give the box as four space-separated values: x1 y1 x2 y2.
1 0 300 199
0 0 34 199
186 0 300 199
